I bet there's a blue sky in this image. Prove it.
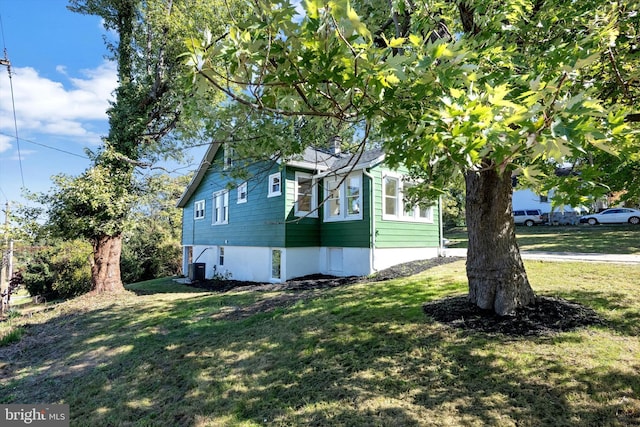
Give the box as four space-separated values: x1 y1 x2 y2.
0 0 116 207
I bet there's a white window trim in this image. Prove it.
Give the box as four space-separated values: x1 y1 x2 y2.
268 172 282 198
212 190 229 225
294 172 317 217
323 171 363 222
237 182 248 204
382 173 434 223
194 200 205 220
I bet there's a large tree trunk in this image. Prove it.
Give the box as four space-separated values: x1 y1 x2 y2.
464 166 535 315
91 234 125 293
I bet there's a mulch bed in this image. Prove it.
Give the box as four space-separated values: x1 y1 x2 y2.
423 295 604 336
187 256 463 293
187 257 605 335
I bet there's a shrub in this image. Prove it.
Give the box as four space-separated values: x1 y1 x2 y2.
121 229 181 284
22 240 92 299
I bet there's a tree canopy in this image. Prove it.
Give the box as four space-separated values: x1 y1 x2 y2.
186 0 637 189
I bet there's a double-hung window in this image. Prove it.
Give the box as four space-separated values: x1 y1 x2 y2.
323 172 363 222
268 172 282 197
382 174 433 222
294 172 317 217
212 190 229 225
194 200 205 219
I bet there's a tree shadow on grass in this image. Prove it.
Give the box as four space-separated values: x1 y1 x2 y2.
545 290 640 337
1 270 639 426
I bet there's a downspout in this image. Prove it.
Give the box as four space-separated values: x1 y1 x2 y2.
438 195 445 257
362 169 376 273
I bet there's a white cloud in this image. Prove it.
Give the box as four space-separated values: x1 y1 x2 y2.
0 134 12 153
9 149 36 161
0 61 117 146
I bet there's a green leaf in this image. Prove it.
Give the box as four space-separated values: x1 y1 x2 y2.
305 0 321 19
346 3 371 39
409 34 422 47
573 52 601 69
433 43 453 59
388 37 406 48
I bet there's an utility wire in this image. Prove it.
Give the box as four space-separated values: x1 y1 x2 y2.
0 131 90 159
0 15 25 188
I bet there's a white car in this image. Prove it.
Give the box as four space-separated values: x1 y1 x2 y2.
580 208 640 225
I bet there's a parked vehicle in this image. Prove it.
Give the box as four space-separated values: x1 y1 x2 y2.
547 211 582 225
579 208 640 225
513 209 545 226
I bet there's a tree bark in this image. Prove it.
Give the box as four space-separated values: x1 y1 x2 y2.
91 234 125 293
464 166 535 315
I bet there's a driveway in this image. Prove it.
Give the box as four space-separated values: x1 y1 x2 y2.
443 248 640 264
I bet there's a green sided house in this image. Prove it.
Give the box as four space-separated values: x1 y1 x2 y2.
177 143 445 282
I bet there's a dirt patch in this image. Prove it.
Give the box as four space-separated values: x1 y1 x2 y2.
188 257 462 320
188 257 463 294
423 295 604 337
190 257 604 335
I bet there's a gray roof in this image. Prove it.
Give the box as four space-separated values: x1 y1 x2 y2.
324 147 385 174
177 144 385 207
284 147 340 171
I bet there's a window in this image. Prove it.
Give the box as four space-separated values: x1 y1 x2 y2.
346 175 361 216
212 190 229 225
223 144 234 170
384 176 398 216
271 249 282 280
218 247 225 266
194 200 205 219
295 173 316 216
539 195 548 203
382 174 434 222
268 172 282 197
323 172 363 221
237 182 247 204
403 182 434 221
326 177 341 219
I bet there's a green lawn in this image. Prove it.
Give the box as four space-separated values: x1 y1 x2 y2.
445 224 640 254
1 262 639 426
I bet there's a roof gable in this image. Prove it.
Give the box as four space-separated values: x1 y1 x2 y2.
176 142 222 207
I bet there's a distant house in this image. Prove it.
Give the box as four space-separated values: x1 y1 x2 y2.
177 143 443 282
512 188 590 224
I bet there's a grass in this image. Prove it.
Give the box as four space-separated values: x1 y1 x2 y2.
1 263 639 426
445 224 640 254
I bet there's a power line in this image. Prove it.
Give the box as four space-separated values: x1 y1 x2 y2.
0 131 90 159
0 15 25 188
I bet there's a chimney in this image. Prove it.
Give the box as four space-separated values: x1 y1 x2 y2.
330 135 341 155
